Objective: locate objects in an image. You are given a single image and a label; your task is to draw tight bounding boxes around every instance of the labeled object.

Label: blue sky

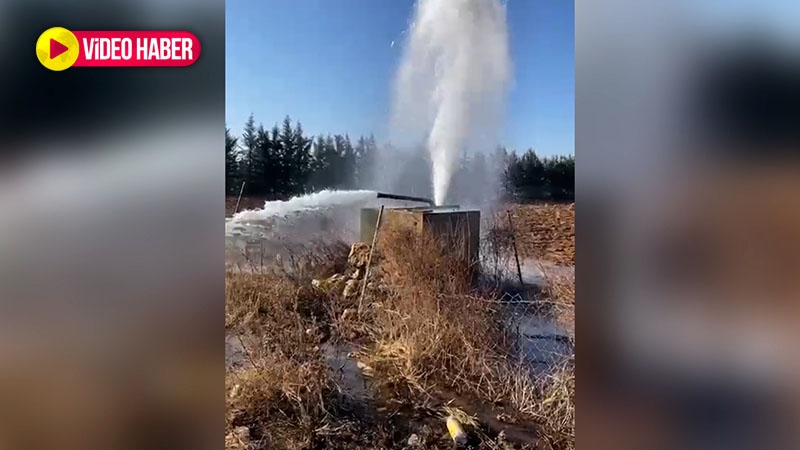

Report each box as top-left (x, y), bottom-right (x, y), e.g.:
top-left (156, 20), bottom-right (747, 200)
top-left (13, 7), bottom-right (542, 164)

top-left (226, 0), bottom-right (573, 156)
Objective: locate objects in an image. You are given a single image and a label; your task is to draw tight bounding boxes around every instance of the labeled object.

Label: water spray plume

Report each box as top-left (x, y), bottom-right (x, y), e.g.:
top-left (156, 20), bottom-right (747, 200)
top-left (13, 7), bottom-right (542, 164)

top-left (392, 0), bottom-right (510, 205)
top-left (232, 190), bottom-right (377, 222)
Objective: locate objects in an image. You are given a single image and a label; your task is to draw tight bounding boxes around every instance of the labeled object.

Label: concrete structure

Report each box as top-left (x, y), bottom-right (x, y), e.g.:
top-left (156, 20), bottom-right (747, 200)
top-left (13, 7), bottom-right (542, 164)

top-left (360, 206), bottom-right (481, 265)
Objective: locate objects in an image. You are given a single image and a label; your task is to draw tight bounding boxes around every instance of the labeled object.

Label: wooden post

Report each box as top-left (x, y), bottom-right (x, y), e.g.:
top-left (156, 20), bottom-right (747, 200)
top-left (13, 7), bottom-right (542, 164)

top-left (234, 181), bottom-right (246, 214)
top-left (359, 205), bottom-right (384, 315)
top-left (506, 210), bottom-right (524, 285)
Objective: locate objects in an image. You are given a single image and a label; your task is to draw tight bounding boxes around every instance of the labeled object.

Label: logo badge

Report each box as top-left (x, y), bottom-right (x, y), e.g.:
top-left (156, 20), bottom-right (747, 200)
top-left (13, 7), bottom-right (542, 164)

top-left (36, 27), bottom-right (79, 71)
top-left (36, 28), bottom-right (201, 70)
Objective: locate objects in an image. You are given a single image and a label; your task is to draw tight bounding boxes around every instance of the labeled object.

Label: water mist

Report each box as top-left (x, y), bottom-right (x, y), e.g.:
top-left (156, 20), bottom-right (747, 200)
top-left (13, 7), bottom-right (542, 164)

top-left (392, 0), bottom-right (510, 205)
top-left (231, 190), bottom-right (378, 222)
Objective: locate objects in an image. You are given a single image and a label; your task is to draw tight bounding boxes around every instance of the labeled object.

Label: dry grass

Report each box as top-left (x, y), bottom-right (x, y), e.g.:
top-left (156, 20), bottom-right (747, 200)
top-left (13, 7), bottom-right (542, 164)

top-left (225, 267), bottom-right (342, 449)
top-left (530, 364), bottom-right (575, 450)
top-left (224, 224), bottom-right (575, 449)
top-left (530, 267), bottom-right (575, 450)
top-left (359, 229), bottom-right (571, 447)
top-left (367, 229), bottom-right (513, 399)
top-left (362, 228), bottom-right (575, 449)
top-left (226, 361), bottom-right (333, 448)
top-left (540, 269), bottom-right (575, 306)
top-left (538, 267), bottom-right (575, 337)
top-left (276, 240), bottom-right (351, 284)
top-left (498, 203), bottom-right (575, 265)
top-left (223, 249), bottom-right (440, 449)
top-left (225, 271), bottom-right (331, 344)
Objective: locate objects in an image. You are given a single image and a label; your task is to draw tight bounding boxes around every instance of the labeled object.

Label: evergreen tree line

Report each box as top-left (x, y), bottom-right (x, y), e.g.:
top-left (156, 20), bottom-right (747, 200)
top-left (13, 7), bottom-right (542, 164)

top-left (226, 114), bottom-right (574, 202)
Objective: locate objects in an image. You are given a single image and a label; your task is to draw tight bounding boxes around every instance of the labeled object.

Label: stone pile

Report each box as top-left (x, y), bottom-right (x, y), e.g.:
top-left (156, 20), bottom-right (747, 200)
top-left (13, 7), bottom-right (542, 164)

top-left (311, 242), bottom-right (371, 299)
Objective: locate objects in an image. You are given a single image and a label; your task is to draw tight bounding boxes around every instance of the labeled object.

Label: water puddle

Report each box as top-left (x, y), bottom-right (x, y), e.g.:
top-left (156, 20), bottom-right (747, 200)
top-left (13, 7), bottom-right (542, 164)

top-left (511, 313), bottom-right (573, 368)
top-left (225, 333), bottom-right (254, 371)
top-left (503, 257), bottom-right (574, 286)
top-left (321, 342), bottom-right (374, 414)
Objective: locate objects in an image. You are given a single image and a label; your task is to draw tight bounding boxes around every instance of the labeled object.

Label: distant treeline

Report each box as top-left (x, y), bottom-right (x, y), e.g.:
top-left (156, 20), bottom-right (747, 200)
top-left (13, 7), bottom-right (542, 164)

top-left (226, 114), bottom-right (574, 202)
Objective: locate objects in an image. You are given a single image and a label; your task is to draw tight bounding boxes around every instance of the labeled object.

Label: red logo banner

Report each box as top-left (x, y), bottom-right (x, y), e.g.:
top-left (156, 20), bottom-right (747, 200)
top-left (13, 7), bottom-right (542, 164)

top-left (72, 31), bottom-right (201, 67)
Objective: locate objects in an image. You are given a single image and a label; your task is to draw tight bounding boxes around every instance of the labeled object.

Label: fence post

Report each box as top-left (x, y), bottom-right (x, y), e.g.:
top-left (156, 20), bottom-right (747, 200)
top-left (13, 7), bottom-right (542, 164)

top-left (506, 210), bottom-right (524, 285)
top-left (233, 181), bottom-right (246, 214)
top-left (359, 205), bottom-right (384, 315)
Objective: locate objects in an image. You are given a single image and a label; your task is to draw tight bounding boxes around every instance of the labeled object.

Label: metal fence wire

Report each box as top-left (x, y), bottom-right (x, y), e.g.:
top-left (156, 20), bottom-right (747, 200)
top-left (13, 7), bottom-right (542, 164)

top-left (495, 292), bottom-right (574, 369)
top-left (437, 289), bottom-right (574, 371)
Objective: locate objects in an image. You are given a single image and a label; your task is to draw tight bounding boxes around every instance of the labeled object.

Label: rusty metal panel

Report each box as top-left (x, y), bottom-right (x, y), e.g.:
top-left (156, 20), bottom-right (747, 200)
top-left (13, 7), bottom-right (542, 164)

top-left (421, 210), bottom-right (480, 265)
top-left (360, 207), bottom-right (480, 265)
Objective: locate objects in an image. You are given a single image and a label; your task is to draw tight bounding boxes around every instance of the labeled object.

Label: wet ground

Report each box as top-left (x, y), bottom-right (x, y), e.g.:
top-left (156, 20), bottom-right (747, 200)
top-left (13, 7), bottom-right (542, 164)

top-left (225, 333), bottom-right (256, 371)
top-left (513, 312), bottom-right (574, 368)
top-left (321, 342), bottom-right (373, 415)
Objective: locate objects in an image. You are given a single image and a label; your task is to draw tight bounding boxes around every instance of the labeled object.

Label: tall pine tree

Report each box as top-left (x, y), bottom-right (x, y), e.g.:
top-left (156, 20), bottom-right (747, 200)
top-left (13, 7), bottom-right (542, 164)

top-left (225, 127), bottom-right (239, 194)
top-left (241, 114), bottom-right (259, 196)
top-left (311, 134), bottom-right (342, 190)
top-left (229, 113), bottom-right (572, 202)
top-left (291, 120), bottom-right (313, 193)
top-left (255, 124), bottom-right (278, 196)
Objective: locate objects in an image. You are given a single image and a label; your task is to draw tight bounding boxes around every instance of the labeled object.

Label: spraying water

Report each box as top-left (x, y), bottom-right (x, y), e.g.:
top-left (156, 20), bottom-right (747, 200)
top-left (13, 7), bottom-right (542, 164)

top-left (392, 0), bottom-right (510, 205)
top-left (232, 189), bottom-right (378, 222)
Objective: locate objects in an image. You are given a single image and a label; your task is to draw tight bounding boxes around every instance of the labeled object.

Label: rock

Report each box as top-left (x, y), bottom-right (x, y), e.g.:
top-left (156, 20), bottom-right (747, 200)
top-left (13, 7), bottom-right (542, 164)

top-left (348, 242), bottom-right (370, 269)
top-left (225, 426), bottom-right (251, 449)
top-left (234, 426), bottom-right (250, 442)
top-left (356, 361), bottom-right (374, 377)
top-left (228, 383), bottom-right (241, 399)
top-left (312, 273), bottom-right (347, 292)
top-left (343, 279), bottom-right (360, 298)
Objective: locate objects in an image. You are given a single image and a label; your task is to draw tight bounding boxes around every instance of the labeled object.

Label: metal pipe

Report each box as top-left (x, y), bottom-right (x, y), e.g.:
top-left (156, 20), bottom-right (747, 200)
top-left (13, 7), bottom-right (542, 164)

top-left (375, 191), bottom-right (435, 206)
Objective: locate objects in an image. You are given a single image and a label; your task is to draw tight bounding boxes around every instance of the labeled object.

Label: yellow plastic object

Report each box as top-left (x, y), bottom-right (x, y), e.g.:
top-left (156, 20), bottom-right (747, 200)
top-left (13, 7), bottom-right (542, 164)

top-left (446, 415), bottom-right (468, 445)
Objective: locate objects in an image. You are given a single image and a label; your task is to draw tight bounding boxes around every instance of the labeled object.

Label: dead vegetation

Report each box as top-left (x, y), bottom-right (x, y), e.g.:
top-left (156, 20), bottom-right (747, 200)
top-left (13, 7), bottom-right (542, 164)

top-left (366, 228), bottom-right (518, 404)
top-left (363, 228), bottom-right (574, 449)
top-left (225, 214), bottom-right (574, 449)
top-left (500, 203), bottom-right (575, 265)
top-left (225, 271), bottom-right (338, 448)
top-left (529, 364), bottom-right (575, 450)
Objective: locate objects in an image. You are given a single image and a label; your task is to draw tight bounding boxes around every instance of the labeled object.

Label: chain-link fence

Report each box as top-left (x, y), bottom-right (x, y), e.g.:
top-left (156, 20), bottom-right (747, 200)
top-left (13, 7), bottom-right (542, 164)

top-left (497, 292), bottom-right (574, 370)
top-left (478, 218), bottom-right (575, 371)
top-left (435, 288), bottom-right (574, 374)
